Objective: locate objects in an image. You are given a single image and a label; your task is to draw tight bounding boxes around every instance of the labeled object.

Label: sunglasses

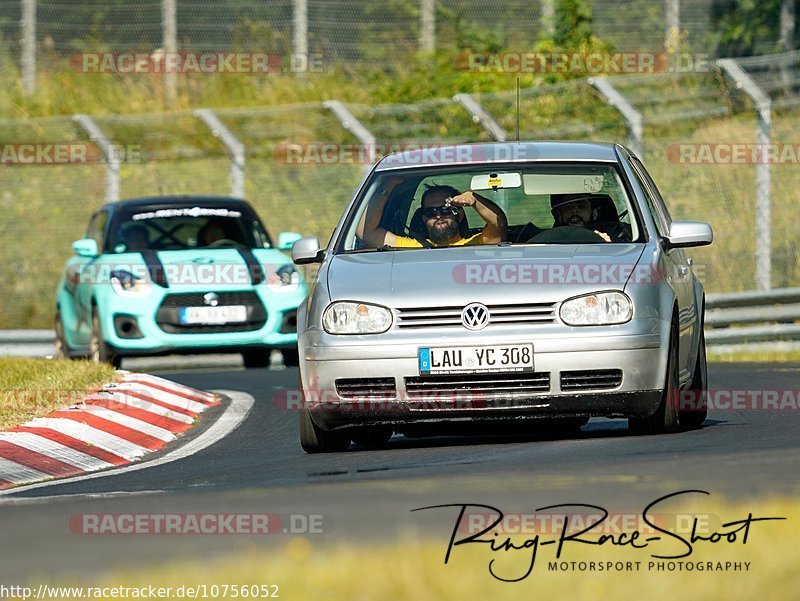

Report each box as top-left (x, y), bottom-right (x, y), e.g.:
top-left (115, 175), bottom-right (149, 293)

top-left (422, 205), bottom-right (459, 219)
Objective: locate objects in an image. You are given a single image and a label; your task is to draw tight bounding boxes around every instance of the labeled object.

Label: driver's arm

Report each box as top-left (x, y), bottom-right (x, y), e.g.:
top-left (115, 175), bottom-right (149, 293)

top-left (356, 179), bottom-right (403, 247)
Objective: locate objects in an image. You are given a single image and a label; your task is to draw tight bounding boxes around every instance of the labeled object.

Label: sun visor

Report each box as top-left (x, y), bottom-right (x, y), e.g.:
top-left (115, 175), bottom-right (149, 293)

top-left (522, 174), bottom-right (605, 195)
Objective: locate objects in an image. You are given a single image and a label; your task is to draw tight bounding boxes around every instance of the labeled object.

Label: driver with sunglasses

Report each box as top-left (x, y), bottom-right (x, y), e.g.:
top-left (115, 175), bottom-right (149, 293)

top-left (358, 180), bottom-right (507, 248)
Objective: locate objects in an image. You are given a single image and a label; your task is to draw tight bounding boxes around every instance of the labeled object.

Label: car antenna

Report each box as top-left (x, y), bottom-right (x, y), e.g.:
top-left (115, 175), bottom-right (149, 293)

top-left (515, 76), bottom-right (521, 141)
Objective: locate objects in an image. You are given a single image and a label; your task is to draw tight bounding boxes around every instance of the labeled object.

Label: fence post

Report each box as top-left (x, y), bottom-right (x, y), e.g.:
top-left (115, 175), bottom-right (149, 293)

top-left (780, 0), bottom-right (796, 92)
top-left (665, 0), bottom-right (680, 49)
top-left (541, 0), bottom-right (555, 37)
top-left (162, 0), bottom-right (177, 108)
top-left (194, 109), bottom-right (246, 198)
top-left (453, 93), bottom-right (506, 141)
top-left (588, 77), bottom-right (644, 158)
top-left (420, 0), bottom-right (435, 54)
top-left (21, 0), bottom-right (36, 97)
top-left (323, 100), bottom-right (375, 171)
top-left (73, 115), bottom-right (120, 203)
top-left (717, 58), bottom-right (772, 291)
top-left (293, 0), bottom-right (308, 77)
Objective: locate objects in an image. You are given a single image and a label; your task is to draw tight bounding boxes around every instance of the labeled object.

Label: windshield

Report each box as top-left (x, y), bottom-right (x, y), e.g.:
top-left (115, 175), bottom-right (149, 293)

top-left (339, 163), bottom-right (641, 252)
top-left (109, 206), bottom-right (273, 252)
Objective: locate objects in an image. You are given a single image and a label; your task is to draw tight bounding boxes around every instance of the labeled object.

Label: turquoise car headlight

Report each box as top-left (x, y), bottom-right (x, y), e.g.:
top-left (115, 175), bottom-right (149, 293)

top-left (267, 265), bottom-right (300, 291)
top-left (323, 302), bottom-right (392, 334)
top-left (560, 292), bottom-right (632, 325)
top-left (110, 269), bottom-right (152, 298)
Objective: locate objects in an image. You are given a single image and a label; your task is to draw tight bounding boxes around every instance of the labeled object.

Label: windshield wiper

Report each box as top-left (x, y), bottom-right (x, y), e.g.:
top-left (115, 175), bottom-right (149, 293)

top-left (346, 245), bottom-right (401, 253)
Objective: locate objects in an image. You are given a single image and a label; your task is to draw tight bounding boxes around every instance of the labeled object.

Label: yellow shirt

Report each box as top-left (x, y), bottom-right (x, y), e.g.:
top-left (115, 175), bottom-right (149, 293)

top-left (392, 232), bottom-right (486, 248)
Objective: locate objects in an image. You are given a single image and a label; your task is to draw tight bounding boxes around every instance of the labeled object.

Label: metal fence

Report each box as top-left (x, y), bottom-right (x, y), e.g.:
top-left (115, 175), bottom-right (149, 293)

top-left (2, 49), bottom-right (800, 328)
top-left (2, 0), bottom-right (797, 96)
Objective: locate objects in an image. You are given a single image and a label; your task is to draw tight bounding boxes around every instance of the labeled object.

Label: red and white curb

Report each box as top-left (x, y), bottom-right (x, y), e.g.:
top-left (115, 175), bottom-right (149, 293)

top-left (0, 371), bottom-right (220, 491)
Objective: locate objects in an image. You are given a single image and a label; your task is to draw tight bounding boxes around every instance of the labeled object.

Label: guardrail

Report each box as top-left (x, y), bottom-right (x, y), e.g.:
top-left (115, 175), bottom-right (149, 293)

top-left (2, 289), bottom-right (799, 357)
top-left (705, 287), bottom-right (800, 345)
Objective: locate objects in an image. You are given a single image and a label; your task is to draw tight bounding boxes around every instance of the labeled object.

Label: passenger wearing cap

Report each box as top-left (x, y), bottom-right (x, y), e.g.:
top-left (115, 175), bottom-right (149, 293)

top-left (358, 179), bottom-right (507, 248)
top-left (550, 193), bottom-right (612, 242)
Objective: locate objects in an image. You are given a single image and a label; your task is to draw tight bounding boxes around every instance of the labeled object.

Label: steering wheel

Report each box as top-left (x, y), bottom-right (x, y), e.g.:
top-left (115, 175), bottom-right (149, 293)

top-left (527, 226), bottom-right (607, 244)
top-left (207, 238), bottom-right (242, 248)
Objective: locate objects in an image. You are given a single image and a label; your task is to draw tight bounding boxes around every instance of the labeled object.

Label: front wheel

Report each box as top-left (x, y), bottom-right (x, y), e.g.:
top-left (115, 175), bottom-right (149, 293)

top-left (90, 310), bottom-right (122, 368)
top-left (299, 406), bottom-right (351, 453)
top-left (242, 348), bottom-right (271, 368)
top-left (54, 311), bottom-right (73, 360)
top-left (679, 329), bottom-right (708, 429)
top-left (629, 324), bottom-right (680, 435)
top-left (281, 348), bottom-right (300, 368)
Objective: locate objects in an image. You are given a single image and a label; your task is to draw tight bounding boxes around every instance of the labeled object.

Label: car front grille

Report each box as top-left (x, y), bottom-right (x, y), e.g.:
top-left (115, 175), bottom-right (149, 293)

top-left (395, 303), bottom-right (557, 329)
top-left (156, 291), bottom-right (266, 334)
top-left (335, 378), bottom-right (396, 399)
top-left (405, 372), bottom-right (551, 400)
top-left (560, 369), bottom-right (623, 391)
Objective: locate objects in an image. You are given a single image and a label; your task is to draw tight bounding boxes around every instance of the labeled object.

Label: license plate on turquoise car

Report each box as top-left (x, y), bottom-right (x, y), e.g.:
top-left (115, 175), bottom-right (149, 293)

top-left (418, 344), bottom-right (534, 375)
top-left (179, 305), bottom-right (247, 325)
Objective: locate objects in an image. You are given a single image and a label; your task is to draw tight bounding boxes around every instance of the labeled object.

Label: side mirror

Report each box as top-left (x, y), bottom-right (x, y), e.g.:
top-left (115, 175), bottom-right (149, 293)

top-left (291, 237), bottom-right (324, 265)
top-left (278, 231), bottom-right (303, 251)
top-left (664, 221), bottom-right (713, 249)
top-left (72, 238), bottom-right (99, 258)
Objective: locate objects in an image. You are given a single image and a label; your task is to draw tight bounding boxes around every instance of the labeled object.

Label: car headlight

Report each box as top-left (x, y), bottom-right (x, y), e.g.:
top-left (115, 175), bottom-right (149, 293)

top-left (267, 264), bottom-right (300, 291)
top-left (323, 302), bottom-right (392, 334)
top-left (560, 291), bottom-right (632, 326)
top-left (110, 269), bottom-right (151, 297)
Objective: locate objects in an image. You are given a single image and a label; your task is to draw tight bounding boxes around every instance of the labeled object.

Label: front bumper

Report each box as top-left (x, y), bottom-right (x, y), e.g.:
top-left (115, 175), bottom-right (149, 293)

top-left (299, 319), bottom-right (668, 431)
top-left (97, 286), bottom-right (304, 356)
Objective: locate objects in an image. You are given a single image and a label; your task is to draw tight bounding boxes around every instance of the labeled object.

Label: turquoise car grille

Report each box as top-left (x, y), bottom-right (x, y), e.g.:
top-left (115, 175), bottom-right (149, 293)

top-left (155, 291), bottom-right (267, 334)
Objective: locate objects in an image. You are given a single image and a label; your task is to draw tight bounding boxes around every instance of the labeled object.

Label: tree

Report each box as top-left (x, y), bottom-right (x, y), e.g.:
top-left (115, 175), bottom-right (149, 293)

top-left (710, 0), bottom-right (794, 57)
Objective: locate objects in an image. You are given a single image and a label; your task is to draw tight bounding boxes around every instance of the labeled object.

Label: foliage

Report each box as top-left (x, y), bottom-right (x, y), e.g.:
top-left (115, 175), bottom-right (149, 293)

top-left (709, 0), bottom-right (790, 57)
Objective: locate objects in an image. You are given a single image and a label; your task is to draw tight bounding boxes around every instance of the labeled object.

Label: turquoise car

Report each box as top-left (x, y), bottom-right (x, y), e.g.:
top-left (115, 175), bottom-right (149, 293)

top-left (55, 196), bottom-right (307, 368)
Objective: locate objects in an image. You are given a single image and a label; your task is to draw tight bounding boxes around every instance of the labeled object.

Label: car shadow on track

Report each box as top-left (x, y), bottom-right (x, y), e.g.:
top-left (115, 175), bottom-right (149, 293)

top-left (348, 418), bottom-right (724, 452)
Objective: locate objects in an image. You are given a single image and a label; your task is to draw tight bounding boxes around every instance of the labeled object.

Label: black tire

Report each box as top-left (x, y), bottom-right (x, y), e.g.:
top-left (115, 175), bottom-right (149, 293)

top-left (629, 322), bottom-right (680, 435)
top-left (680, 328), bottom-right (708, 429)
top-left (54, 311), bottom-right (73, 360)
top-left (351, 428), bottom-right (393, 447)
top-left (281, 348), bottom-right (300, 368)
top-left (90, 309), bottom-right (122, 369)
top-left (299, 406), bottom-right (351, 453)
top-left (242, 348), bottom-right (271, 368)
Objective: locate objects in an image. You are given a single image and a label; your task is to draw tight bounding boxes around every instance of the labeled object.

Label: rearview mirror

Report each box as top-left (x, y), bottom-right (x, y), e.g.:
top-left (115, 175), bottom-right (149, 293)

top-left (72, 238), bottom-right (99, 258)
top-left (470, 172), bottom-right (522, 191)
top-left (278, 231), bottom-right (303, 251)
top-left (291, 237), bottom-right (324, 265)
top-left (664, 221), bottom-right (713, 248)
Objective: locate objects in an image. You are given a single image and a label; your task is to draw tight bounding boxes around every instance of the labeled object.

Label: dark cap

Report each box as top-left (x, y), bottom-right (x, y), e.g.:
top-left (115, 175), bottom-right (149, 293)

top-left (550, 193), bottom-right (593, 212)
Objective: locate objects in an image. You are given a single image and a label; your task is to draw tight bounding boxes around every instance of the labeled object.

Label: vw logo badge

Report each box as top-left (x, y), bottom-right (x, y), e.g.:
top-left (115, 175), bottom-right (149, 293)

top-left (461, 302), bottom-right (490, 331)
top-left (203, 292), bottom-right (219, 307)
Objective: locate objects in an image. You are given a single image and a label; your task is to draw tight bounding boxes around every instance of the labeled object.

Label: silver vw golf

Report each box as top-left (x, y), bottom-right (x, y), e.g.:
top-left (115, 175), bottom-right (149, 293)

top-left (292, 142), bottom-right (712, 453)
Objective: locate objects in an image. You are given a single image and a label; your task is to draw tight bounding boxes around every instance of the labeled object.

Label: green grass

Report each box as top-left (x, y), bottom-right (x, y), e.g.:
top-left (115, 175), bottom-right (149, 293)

top-left (32, 496), bottom-right (799, 600)
top-left (0, 357), bottom-right (117, 430)
top-left (708, 348), bottom-right (800, 363)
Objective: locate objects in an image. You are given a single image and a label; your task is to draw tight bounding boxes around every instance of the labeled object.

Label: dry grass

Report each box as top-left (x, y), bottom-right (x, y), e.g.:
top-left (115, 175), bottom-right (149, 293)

top-left (0, 357), bottom-right (117, 429)
top-left (36, 496), bottom-right (798, 600)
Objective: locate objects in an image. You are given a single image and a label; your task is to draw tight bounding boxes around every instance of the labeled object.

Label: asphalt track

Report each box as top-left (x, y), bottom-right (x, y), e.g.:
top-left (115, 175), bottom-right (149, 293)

top-left (1, 362), bottom-right (799, 583)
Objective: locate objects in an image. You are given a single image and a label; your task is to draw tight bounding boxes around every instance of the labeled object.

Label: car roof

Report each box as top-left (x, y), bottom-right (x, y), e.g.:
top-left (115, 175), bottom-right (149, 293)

top-left (374, 141), bottom-right (621, 171)
top-left (101, 195), bottom-right (251, 212)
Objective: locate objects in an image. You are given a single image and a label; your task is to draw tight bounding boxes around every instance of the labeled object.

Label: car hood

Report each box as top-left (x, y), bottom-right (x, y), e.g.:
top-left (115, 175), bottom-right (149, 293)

top-left (105, 248), bottom-right (291, 289)
top-left (327, 244), bottom-right (646, 306)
